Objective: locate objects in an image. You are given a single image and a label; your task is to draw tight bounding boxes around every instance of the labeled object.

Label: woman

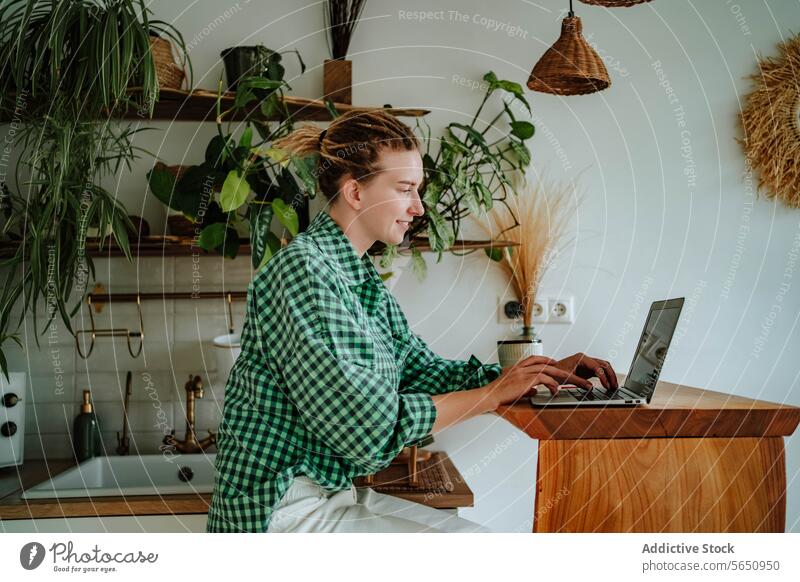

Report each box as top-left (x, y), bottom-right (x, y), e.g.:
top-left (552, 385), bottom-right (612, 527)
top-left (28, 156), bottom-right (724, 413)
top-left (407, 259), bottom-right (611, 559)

top-left (206, 110), bottom-right (616, 533)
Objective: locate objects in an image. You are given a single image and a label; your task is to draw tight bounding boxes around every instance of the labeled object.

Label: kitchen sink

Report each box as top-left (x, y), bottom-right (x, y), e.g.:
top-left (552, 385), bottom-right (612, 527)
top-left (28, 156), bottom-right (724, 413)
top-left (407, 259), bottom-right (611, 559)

top-left (21, 454), bottom-right (217, 499)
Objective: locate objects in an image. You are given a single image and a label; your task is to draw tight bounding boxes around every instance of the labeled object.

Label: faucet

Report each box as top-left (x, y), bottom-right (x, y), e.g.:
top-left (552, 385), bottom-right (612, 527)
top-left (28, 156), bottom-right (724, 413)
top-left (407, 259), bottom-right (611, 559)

top-left (163, 374), bottom-right (217, 454)
top-left (116, 371), bottom-right (133, 455)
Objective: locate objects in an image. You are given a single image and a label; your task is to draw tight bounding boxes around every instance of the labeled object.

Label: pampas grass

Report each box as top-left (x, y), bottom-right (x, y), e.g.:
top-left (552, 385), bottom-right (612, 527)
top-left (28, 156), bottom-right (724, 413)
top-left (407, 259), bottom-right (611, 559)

top-left (475, 171), bottom-right (578, 329)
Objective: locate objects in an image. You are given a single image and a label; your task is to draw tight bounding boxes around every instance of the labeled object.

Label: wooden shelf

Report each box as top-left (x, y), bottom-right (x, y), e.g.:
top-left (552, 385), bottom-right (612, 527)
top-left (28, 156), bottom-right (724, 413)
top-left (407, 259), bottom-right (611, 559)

top-left (400, 238), bottom-right (518, 254)
top-left (114, 87), bottom-right (430, 122)
top-left (0, 236), bottom-right (517, 259)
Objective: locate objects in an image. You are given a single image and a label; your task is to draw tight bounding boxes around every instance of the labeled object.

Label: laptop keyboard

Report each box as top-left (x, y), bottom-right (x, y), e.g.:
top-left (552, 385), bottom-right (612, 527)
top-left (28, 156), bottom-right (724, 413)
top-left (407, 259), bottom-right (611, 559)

top-left (565, 387), bottom-right (625, 401)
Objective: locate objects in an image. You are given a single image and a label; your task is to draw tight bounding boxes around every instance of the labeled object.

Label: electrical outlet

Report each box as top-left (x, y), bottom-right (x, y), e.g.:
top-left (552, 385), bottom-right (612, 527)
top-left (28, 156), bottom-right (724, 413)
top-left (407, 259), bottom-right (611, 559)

top-left (498, 297), bottom-right (548, 324)
top-left (497, 296), bottom-right (521, 324)
top-left (549, 297), bottom-right (574, 323)
top-left (531, 299), bottom-right (548, 323)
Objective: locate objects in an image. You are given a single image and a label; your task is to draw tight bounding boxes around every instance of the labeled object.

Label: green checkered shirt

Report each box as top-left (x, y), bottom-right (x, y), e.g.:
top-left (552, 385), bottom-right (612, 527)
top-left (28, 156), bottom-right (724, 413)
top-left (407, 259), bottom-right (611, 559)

top-left (206, 210), bottom-right (502, 532)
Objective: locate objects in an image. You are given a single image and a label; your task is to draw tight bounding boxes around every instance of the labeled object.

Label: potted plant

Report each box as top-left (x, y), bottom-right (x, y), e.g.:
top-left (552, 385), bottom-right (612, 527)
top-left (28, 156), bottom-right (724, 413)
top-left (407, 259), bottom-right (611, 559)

top-left (147, 53), bottom-right (313, 270)
top-left (475, 171), bottom-right (577, 365)
top-left (323, 0), bottom-right (368, 104)
top-left (220, 45), bottom-right (305, 92)
top-left (0, 0), bottom-right (191, 380)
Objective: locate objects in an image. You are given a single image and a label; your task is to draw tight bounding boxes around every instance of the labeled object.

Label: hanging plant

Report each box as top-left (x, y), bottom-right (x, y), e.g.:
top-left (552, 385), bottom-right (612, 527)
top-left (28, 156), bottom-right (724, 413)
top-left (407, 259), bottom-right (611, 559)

top-left (0, 0), bottom-right (191, 381)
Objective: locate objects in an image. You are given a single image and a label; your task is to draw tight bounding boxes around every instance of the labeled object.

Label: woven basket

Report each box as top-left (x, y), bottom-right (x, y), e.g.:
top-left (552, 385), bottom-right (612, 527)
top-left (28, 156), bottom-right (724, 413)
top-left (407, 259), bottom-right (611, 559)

top-left (150, 35), bottom-right (185, 90)
top-left (527, 15), bottom-right (610, 96)
top-left (580, 0), bottom-right (652, 6)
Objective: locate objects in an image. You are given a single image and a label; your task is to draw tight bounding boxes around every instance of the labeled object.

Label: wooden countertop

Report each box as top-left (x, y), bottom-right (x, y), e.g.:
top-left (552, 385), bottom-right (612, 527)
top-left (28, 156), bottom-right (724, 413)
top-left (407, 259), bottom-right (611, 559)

top-left (0, 453), bottom-right (471, 521)
top-left (496, 376), bottom-right (800, 440)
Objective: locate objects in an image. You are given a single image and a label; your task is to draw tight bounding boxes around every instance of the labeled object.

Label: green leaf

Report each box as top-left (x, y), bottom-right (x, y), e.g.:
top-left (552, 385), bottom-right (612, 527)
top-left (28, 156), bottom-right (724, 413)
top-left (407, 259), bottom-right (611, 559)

top-left (249, 202), bottom-right (274, 270)
top-left (239, 77), bottom-right (283, 90)
top-left (197, 223), bottom-right (227, 251)
top-left (272, 198), bottom-right (299, 236)
top-left (261, 146), bottom-right (289, 167)
top-left (239, 126), bottom-right (253, 150)
top-left (497, 79), bottom-right (525, 99)
top-left (379, 244), bottom-right (398, 269)
top-left (233, 87), bottom-right (257, 110)
top-left (258, 232), bottom-right (283, 269)
top-left (411, 247), bottom-right (427, 281)
top-left (146, 168), bottom-right (177, 209)
top-left (220, 170), bottom-right (251, 212)
top-left (510, 121), bottom-right (535, 140)
top-left (483, 71), bottom-right (499, 87)
top-left (463, 182), bottom-right (483, 216)
top-left (474, 181), bottom-right (494, 209)
top-left (290, 156), bottom-right (318, 196)
top-left (324, 98), bottom-right (340, 119)
top-left (484, 246), bottom-right (503, 261)
top-left (502, 101), bottom-right (517, 123)
top-left (205, 134), bottom-right (231, 167)
top-left (422, 180), bottom-right (443, 207)
top-left (220, 227), bottom-right (241, 259)
top-left (449, 122), bottom-right (491, 155)
top-left (260, 94), bottom-right (281, 119)
top-left (510, 140), bottom-right (532, 166)
top-left (379, 271), bottom-right (394, 282)
top-left (497, 79), bottom-right (531, 113)
top-left (427, 208), bottom-right (454, 252)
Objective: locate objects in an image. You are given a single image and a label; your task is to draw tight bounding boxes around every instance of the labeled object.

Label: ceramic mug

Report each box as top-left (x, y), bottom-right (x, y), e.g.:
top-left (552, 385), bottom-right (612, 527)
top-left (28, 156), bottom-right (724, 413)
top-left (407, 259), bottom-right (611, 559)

top-left (213, 333), bottom-right (241, 387)
top-left (497, 338), bottom-right (544, 369)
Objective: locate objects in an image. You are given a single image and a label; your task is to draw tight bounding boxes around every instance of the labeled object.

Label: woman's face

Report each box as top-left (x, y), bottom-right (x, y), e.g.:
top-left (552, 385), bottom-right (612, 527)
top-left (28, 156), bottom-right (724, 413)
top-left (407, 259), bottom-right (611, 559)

top-left (355, 148), bottom-right (426, 246)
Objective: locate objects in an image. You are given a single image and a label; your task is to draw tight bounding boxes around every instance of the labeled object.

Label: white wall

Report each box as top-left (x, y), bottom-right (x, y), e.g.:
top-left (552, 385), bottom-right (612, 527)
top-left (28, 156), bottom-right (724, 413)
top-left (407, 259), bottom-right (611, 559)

top-left (4, 0), bottom-right (798, 532)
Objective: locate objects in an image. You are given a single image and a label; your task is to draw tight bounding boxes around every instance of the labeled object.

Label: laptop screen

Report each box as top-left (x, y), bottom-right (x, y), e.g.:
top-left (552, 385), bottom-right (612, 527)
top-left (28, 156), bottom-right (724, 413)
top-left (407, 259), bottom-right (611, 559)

top-left (624, 299), bottom-right (684, 402)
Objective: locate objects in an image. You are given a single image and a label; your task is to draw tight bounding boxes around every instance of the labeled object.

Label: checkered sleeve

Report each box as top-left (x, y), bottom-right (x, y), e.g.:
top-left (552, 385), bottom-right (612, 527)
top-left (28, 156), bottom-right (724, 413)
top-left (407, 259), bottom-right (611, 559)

top-left (399, 331), bottom-right (503, 396)
top-left (264, 250), bottom-right (437, 474)
top-left (384, 290), bottom-right (503, 396)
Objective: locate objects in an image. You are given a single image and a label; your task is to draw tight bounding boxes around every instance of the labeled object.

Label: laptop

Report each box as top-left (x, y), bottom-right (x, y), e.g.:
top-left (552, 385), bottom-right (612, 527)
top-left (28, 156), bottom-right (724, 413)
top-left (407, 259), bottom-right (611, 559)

top-left (529, 297), bottom-right (685, 407)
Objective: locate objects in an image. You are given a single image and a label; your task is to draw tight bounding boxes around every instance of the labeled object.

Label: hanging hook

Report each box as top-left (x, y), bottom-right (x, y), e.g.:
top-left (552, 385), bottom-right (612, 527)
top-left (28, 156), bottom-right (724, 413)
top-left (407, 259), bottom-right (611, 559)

top-left (75, 292), bottom-right (145, 359)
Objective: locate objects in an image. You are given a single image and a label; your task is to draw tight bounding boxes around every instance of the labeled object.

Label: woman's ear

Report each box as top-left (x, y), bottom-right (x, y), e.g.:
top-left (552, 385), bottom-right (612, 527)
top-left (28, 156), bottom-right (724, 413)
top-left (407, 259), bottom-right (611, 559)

top-left (338, 175), bottom-right (363, 210)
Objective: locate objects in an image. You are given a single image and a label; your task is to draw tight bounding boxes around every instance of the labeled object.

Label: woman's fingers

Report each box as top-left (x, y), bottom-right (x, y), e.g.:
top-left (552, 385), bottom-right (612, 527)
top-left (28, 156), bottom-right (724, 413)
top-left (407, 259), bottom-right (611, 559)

top-left (541, 376), bottom-right (561, 396)
top-left (576, 354), bottom-right (612, 389)
top-left (517, 355), bottom-right (558, 367)
top-left (526, 365), bottom-right (592, 389)
top-left (596, 359), bottom-right (618, 389)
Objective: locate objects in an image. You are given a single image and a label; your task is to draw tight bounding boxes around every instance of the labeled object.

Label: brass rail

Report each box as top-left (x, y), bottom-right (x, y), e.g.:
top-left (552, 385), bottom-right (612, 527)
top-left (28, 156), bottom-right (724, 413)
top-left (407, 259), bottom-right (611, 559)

top-left (75, 283), bottom-right (246, 359)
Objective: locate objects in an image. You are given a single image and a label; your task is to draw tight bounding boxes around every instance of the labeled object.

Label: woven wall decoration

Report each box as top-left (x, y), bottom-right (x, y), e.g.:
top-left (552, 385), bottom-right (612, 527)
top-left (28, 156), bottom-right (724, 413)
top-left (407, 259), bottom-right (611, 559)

top-left (739, 33), bottom-right (800, 208)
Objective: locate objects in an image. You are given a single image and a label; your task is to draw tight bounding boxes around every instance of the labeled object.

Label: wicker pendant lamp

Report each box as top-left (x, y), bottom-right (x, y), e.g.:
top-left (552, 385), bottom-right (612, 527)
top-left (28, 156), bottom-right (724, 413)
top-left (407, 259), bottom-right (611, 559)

top-left (580, 0), bottom-right (652, 6)
top-left (527, 0), bottom-right (611, 95)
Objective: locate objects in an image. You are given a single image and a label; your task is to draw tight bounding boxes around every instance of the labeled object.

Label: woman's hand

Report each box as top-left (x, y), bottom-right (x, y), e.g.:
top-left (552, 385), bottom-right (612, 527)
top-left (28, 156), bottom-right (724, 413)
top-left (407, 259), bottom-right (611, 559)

top-left (555, 352), bottom-right (618, 390)
top-left (485, 355), bottom-right (594, 408)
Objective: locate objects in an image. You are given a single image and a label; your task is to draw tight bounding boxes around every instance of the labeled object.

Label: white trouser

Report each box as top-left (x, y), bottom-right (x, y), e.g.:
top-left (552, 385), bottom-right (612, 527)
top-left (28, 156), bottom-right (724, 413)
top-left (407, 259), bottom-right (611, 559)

top-left (266, 476), bottom-right (492, 533)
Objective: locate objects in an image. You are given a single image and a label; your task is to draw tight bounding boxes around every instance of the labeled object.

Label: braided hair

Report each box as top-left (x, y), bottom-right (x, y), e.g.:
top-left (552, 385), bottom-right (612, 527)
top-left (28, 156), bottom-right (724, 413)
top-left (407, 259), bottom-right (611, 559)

top-left (275, 109), bottom-right (419, 201)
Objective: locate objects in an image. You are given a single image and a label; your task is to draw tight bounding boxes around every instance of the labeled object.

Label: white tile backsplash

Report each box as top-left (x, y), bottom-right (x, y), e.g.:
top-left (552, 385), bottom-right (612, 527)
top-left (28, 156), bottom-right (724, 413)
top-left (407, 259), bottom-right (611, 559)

top-left (173, 254), bottom-right (253, 289)
top-left (11, 254), bottom-right (246, 460)
top-left (28, 374), bottom-right (76, 404)
top-left (24, 402), bottom-right (75, 435)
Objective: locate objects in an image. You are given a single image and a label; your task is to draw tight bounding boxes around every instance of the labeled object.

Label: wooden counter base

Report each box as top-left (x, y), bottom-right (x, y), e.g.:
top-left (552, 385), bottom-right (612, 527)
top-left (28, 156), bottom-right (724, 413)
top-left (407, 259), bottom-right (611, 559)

top-left (534, 436), bottom-right (785, 532)
top-left (497, 377), bottom-right (800, 533)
